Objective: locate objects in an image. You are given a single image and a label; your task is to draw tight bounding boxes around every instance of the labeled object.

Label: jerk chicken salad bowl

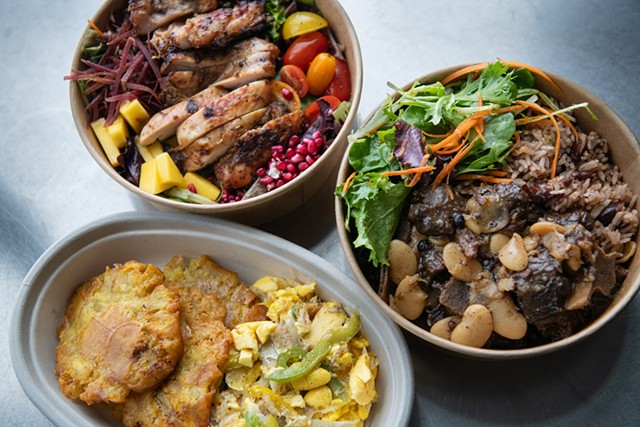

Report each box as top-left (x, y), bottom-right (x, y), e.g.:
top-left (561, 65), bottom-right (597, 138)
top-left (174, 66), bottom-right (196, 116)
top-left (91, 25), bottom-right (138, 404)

top-left (335, 61), bottom-right (640, 359)
top-left (68, 0), bottom-right (361, 224)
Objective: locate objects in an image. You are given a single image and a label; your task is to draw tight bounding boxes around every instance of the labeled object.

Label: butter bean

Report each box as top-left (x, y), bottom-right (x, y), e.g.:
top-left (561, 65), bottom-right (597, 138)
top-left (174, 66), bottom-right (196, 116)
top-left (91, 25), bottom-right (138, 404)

top-left (487, 297), bottom-right (527, 340)
top-left (443, 242), bottom-right (483, 282)
top-left (450, 304), bottom-right (493, 348)
top-left (388, 239), bottom-right (418, 285)
top-left (489, 233), bottom-right (510, 254)
top-left (530, 221), bottom-right (566, 236)
top-left (430, 316), bottom-right (461, 340)
top-left (498, 233), bottom-right (528, 271)
top-left (394, 274), bottom-right (427, 320)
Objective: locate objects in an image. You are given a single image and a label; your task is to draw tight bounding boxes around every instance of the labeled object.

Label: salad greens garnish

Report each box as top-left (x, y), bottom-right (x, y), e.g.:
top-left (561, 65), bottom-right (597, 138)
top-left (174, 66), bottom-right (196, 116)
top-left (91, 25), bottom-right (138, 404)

top-left (265, 0), bottom-right (288, 41)
top-left (337, 60), bottom-right (594, 267)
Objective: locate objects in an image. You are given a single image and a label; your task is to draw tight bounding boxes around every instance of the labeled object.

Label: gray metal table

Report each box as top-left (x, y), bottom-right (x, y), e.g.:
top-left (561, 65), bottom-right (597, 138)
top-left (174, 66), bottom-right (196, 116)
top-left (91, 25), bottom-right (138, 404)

top-left (2, 0), bottom-right (639, 425)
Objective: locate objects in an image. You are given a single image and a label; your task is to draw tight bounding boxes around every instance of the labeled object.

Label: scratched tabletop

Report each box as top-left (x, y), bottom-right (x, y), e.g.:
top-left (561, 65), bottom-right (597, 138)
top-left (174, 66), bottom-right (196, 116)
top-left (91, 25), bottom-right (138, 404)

top-left (1, 0), bottom-right (639, 425)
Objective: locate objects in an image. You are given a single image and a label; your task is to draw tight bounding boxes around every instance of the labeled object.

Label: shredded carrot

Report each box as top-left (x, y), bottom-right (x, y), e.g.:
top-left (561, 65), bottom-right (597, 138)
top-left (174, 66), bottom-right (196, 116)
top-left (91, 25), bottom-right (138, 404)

top-left (516, 100), bottom-right (561, 179)
top-left (445, 183), bottom-right (455, 200)
top-left (423, 130), bottom-right (453, 138)
top-left (432, 138), bottom-right (477, 189)
top-left (429, 111), bottom-right (486, 152)
top-left (380, 165), bottom-right (436, 177)
top-left (440, 63), bottom-right (489, 86)
top-left (87, 19), bottom-right (105, 39)
top-left (497, 58), bottom-right (564, 94)
top-left (556, 113), bottom-right (579, 141)
top-left (455, 174), bottom-right (514, 184)
top-left (488, 170), bottom-right (510, 177)
top-left (342, 171), bottom-right (357, 193)
top-left (440, 60), bottom-right (564, 94)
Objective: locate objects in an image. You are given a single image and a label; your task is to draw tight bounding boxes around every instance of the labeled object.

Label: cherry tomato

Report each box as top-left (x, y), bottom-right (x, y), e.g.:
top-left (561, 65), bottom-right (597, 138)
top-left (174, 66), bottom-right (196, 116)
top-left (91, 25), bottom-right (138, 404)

top-left (283, 31), bottom-right (329, 72)
top-left (280, 64), bottom-right (309, 98)
top-left (324, 58), bottom-right (351, 102)
top-left (304, 95), bottom-right (341, 122)
top-left (306, 53), bottom-right (336, 96)
top-left (282, 11), bottom-right (328, 40)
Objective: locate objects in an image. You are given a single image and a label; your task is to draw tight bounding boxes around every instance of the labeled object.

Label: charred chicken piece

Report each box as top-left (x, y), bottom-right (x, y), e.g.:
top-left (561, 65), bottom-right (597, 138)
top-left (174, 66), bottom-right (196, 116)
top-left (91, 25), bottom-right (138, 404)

top-left (139, 85), bottom-right (227, 146)
top-left (151, 2), bottom-right (266, 52)
top-left (214, 110), bottom-right (307, 190)
top-left (129, 0), bottom-right (218, 35)
top-left (176, 79), bottom-right (272, 149)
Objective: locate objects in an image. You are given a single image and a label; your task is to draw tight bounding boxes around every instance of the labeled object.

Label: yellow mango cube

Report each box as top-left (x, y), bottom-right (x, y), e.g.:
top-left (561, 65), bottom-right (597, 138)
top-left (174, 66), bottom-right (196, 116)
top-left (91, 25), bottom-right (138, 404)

top-left (106, 115), bottom-right (129, 149)
top-left (119, 99), bottom-right (150, 133)
top-left (135, 137), bottom-right (163, 162)
top-left (184, 172), bottom-right (221, 201)
top-left (139, 153), bottom-right (185, 195)
top-left (91, 118), bottom-right (121, 167)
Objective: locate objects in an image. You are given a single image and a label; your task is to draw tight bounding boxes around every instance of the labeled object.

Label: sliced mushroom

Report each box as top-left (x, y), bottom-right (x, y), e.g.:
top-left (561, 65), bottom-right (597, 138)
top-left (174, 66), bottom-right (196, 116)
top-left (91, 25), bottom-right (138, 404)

top-left (464, 196), bottom-right (510, 234)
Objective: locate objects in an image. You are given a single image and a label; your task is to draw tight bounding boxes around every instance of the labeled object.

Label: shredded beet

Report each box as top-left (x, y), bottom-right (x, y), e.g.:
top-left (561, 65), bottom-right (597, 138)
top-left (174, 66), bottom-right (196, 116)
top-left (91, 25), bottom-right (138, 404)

top-left (65, 17), bottom-right (164, 125)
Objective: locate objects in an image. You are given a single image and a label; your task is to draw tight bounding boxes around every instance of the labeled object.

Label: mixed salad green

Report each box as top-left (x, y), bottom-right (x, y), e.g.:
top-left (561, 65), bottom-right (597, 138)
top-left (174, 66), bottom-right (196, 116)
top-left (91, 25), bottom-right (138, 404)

top-left (336, 61), bottom-right (593, 267)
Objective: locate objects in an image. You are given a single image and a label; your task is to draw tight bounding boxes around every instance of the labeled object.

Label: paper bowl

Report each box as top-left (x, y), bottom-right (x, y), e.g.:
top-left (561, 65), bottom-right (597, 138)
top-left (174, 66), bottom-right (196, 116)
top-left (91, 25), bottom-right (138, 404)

top-left (10, 212), bottom-right (413, 426)
top-left (335, 64), bottom-right (640, 359)
top-left (70, 0), bottom-right (362, 225)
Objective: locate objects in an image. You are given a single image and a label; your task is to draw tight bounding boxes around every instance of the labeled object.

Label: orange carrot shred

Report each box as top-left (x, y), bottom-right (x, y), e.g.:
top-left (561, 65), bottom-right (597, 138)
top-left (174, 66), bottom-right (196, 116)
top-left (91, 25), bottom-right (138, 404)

top-left (445, 183), bottom-right (455, 200)
top-left (423, 130), bottom-right (453, 138)
top-left (556, 113), bottom-right (579, 141)
top-left (497, 58), bottom-right (564, 94)
top-left (342, 171), bottom-right (357, 193)
top-left (432, 138), bottom-right (477, 189)
top-left (87, 19), bottom-right (105, 39)
top-left (455, 174), bottom-right (513, 184)
top-left (440, 63), bottom-right (489, 86)
top-left (516, 100), bottom-right (561, 179)
top-left (488, 170), bottom-right (510, 177)
top-left (380, 165), bottom-right (436, 177)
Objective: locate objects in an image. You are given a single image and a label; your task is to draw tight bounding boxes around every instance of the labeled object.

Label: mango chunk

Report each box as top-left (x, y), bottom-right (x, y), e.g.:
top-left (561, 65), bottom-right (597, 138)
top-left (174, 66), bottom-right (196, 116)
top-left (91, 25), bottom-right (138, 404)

top-left (184, 172), bottom-right (221, 201)
top-left (119, 99), bottom-right (150, 133)
top-left (91, 118), bottom-right (121, 167)
top-left (106, 116), bottom-right (129, 149)
top-left (139, 152), bottom-right (185, 195)
top-left (135, 137), bottom-right (163, 162)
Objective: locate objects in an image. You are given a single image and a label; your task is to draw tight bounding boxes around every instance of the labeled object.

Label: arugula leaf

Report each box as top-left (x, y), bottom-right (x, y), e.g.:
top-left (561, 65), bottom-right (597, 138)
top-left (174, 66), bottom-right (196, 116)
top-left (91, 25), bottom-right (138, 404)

top-left (337, 173), bottom-right (410, 266)
top-left (265, 0), bottom-right (287, 41)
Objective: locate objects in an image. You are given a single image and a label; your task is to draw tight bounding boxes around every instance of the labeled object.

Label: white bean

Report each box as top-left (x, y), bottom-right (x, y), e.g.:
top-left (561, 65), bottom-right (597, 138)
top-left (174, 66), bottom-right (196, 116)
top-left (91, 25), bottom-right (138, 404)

top-left (487, 297), bottom-right (527, 340)
top-left (394, 274), bottom-right (427, 320)
top-left (489, 233), bottom-right (510, 254)
top-left (450, 304), bottom-right (493, 348)
top-left (529, 221), bottom-right (566, 236)
top-left (430, 316), bottom-right (461, 340)
top-left (388, 239), bottom-right (418, 285)
top-left (498, 233), bottom-right (528, 271)
top-left (442, 243), bottom-right (483, 282)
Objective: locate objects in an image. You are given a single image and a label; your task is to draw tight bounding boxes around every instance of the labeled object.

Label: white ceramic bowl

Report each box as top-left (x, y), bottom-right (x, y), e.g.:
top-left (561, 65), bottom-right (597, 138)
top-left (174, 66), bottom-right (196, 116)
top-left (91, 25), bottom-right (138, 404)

top-left (335, 64), bottom-right (640, 359)
top-left (70, 0), bottom-right (362, 225)
top-left (10, 212), bottom-right (413, 426)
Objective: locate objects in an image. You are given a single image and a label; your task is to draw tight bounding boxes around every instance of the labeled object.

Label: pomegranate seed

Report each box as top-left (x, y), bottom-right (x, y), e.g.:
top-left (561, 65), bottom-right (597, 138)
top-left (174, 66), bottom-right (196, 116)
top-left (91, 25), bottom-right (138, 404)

top-left (295, 144), bottom-right (308, 155)
top-left (283, 172), bottom-right (293, 182)
top-left (272, 152), bottom-right (284, 160)
top-left (291, 153), bottom-right (304, 164)
top-left (307, 142), bottom-right (318, 155)
top-left (276, 180), bottom-right (285, 188)
top-left (290, 135), bottom-right (300, 145)
top-left (281, 88), bottom-right (293, 100)
top-left (312, 130), bottom-right (322, 139)
top-left (236, 191), bottom-right (245, 199)
top-left (187, 183), bottom-right (197, 193)
top-left (314, 138), bottom-right (324, 149)
top-left (271, 145), bottom-right (284, 152)
top-left (302, 137), bottom-right (313, 146)
top-left (299, 162), bottom-right (309, 171)
top-left (256, 168), bottom-right (266, 177)
top-left (285, 148), bottom-right (295, 159)
top-left (276, 161), bottom-right (287, 171)
top-left (267, 183), bottom-right (276, 191)
top-left (286, 163), bottom-right (297, 173)
top-left (306, 155), bottom-right (316, 165)
top-left (259, 175), bottom-right (274, 185)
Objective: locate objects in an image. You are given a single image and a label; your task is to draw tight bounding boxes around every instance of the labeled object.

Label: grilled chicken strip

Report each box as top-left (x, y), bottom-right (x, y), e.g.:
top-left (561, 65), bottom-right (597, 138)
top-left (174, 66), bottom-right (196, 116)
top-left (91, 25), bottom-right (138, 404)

top-left (159, 38), bottom-right (279, 102)
top-left (214, 110), bottom-right (307, 190)
top-left (129, 0), bottom-right (218, 35)
top-left (176, 79), bottom-right (271, 149)
top-left (178, 108), bottom-right (267, 172)
top-left (151, 2), bottom-right (266, 52)
top-left (140, 85), bottom-right (227, 146)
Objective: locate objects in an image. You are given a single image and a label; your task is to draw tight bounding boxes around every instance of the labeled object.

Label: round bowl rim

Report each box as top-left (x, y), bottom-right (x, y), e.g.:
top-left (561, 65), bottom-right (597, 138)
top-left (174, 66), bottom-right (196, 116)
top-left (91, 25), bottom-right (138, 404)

top-left (335, 63), bottom-right (640, 360)
top-left (69, 0), bottom-right (363, 220)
